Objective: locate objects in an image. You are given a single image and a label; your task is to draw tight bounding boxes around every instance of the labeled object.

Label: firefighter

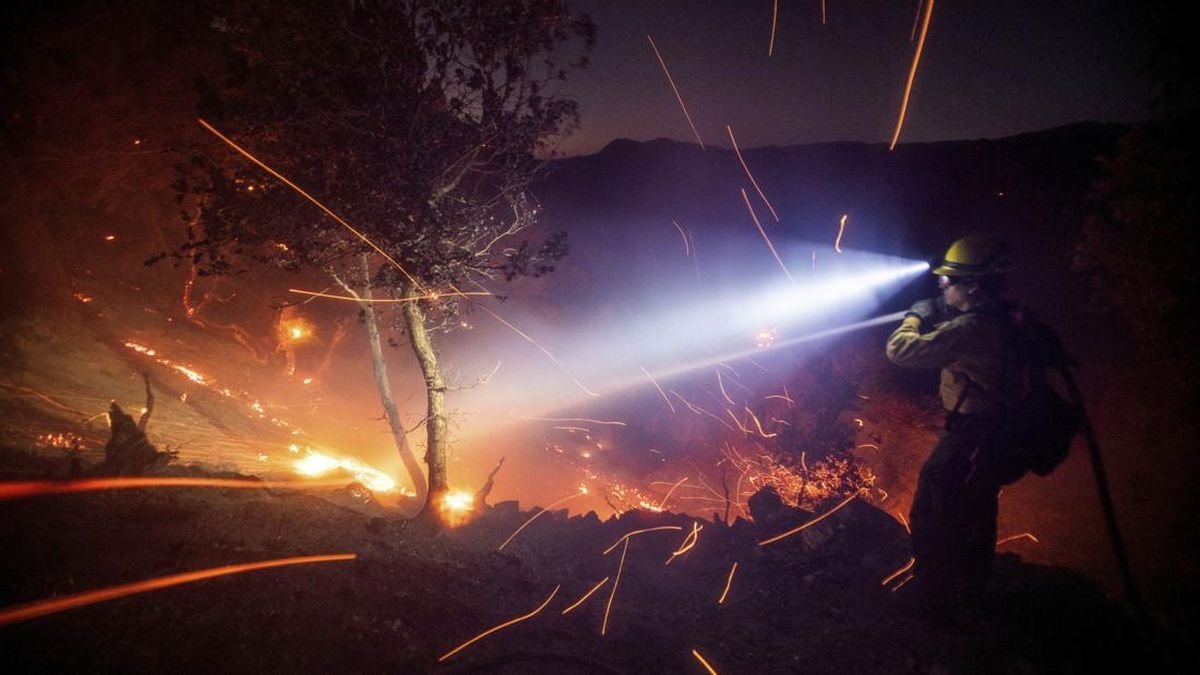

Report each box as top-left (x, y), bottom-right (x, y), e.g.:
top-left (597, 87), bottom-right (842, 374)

top-left (886, 235), bottom-right (1020, 613)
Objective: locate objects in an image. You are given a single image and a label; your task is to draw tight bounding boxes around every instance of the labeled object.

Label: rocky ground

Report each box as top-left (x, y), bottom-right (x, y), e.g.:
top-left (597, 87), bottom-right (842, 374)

top-left (0, 465), bottom-right (1176, 674)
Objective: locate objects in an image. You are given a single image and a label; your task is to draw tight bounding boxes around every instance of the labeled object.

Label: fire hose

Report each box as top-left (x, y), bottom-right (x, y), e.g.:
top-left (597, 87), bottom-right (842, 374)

top-left (1058, 364), bottom-right (1150, 626)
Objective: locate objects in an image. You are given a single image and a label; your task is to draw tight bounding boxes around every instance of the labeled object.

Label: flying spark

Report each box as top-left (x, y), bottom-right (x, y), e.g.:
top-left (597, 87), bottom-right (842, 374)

top-left (640, 366), bottom-right (676, 413)
top-left (470, 302), bottom-right (600, 398)
top-left (561, 577), bottom-right (611, 615)
top-left (834, 213), bottom-right (848, 252)
top-left (881, 558), bottom-right (916, 586)
top-left (0, 477), bottom-right (350, 501)
top-left (497, 488), bottom-right (588, 551)
top-left (718, 562), bottom-right (739, 604)
top-left (602, 540), bottom-right (629, 636)
top-left (758, 493), bottom-right (859, 546)
top-left (603, 526), bottom-right (684, 555)
top-left (768, 0), bottom-right (779, 55)
top-left (196, 119), bottom-right (425, 292)
top-left (646, 35), bottom-right (705, 149)
top-left (997, 532), bottom-right (1040, 546)
top-left (666, 521), bottom-right (703, 564)
top-left (890, 0), bottom-right (936, 150)
top-left (716, 370), bottom-right (736, 405)
top-left (727, 125), bottom-right (779, 221)
top-left (0, 554), bottom-right (355, 626)
top-left (911, 0), bottom-right (925, 41)
top-left (517, 415), bottom-right (626, 427)
top-left (288, 288), bottom-right (490, 303)
top-left (740, 188), bottom-right (794, 284)
top-left (672, 220), bottom-right (691, 256)
top-left (438, 585), bottom-right (560, 662)
top-left (693, 648), bottom-right (720, 675)
top-left (657, 476), bottom-right (691, 512)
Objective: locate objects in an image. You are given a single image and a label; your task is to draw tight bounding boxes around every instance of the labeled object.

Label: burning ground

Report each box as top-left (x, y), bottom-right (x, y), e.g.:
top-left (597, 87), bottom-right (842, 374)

top-left (0, 476), bottom-right (1160, 673)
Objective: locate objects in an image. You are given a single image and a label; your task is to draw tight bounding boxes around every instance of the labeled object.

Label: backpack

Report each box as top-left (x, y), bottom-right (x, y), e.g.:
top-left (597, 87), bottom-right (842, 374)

top-left (1000, 308), bottom-right (1084, 477)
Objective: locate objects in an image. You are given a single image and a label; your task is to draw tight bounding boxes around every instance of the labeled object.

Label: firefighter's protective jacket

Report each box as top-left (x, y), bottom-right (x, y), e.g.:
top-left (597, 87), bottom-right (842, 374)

top-left (885, 301), bottom-right (1016, 415)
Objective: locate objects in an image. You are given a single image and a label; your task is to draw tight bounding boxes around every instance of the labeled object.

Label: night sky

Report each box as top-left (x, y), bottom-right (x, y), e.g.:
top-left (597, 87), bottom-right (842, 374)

top-left (555, 1), bottom-right (1152, 156)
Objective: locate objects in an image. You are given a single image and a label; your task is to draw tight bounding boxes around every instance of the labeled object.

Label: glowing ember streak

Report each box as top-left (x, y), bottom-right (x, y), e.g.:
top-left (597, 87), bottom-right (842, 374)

top-left (72, 292), bottom-right (93, 303)
top-left (765, 393), bottom-right (794, 405)
top-left (911, 0), bottom-right (925, 41)
top-left (822, 0), bottom-right (827, 25)
top-left (997, 532), bottom-right (1039, 546)
top-left (856, 443), bottom-right (880, 450)
top-left (562, 577), bottom-right (610, 615)
top-left (497, 489), bottom-right (587, 551)
top-left (667, 522), bottom-right (703, 564)
top-left (896, 511), bottom-right (911, 534)
top-left (657, 476), bottom-right (691, 512)
top-left (438, 585), bottom-right (560, 662)
top-left (693, 648), bottom-right (720, 675)
top-left (640, 366), bottom-right (676, 413)
top-left (891, 573), bottom-right (915, 592)
top-left (646, 35), bottom-right (705, 149)
top-left (287, 288), bottom-right (490, 303)
top-left (881, 557), bottom-right (916, 586)
top-left (603, 526), bottom-right (684, 555)
top-left (835, 213), bottom-right (848, 252)
top-left (517, 415), bottom-right (626, 426)
top-left (768, 0), bottom-right (779, 55)
top-left (718, 561), bottom-right (739, 604)
top-left (744, 407), bottom-right (778, 438)
top-left (726, 125), bottom-right (779, 221)
top-left (758, 493), bottom-right (859, 546)
top-left (469, 302), bottom-right (599, 398)
top-left (889, 0), bottom-right (935, 150)
top-left (601, 540), bottom-right (628, 636)
top-left (0, 477), bottom-right (353, 501)
top-left (740, 188), bottom-right (794, 284)
top-left (670, 391), bottom-right (736, 431)
top-left (672, 220), bottom-right (691, 256)
top-left (197, 119), bottom-right (425, 293)
top-left (0, 553), bottom-right (355, 627)
top-left (715, 371), bottom-right (736, 405)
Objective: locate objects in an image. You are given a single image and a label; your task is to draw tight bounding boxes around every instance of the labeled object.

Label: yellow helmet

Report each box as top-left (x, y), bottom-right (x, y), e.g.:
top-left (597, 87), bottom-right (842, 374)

top-left (932, 235), bottom-right (1012, 277)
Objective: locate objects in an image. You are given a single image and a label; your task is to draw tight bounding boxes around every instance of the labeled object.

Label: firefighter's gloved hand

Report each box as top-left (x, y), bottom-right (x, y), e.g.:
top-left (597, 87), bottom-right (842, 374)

top-left (905, 298), bottom-right (939, 324)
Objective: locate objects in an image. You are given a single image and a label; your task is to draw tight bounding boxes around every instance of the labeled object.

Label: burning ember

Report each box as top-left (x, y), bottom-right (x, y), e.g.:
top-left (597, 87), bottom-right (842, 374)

top-left (439, 490), bottom-right (476, 526)
top-left (293, 448), bottom-right (400, 494)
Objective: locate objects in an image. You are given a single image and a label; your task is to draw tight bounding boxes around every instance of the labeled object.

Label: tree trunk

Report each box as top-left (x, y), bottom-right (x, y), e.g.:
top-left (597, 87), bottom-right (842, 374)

top-left (400, 281), bottom-right (450, 515)
top-left (358, 255), bottom-right (427, 502)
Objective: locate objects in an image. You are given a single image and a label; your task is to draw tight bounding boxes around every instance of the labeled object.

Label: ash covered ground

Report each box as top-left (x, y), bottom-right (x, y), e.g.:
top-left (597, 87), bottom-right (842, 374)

top-left (0, 475), bottom-right (1164, 673)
